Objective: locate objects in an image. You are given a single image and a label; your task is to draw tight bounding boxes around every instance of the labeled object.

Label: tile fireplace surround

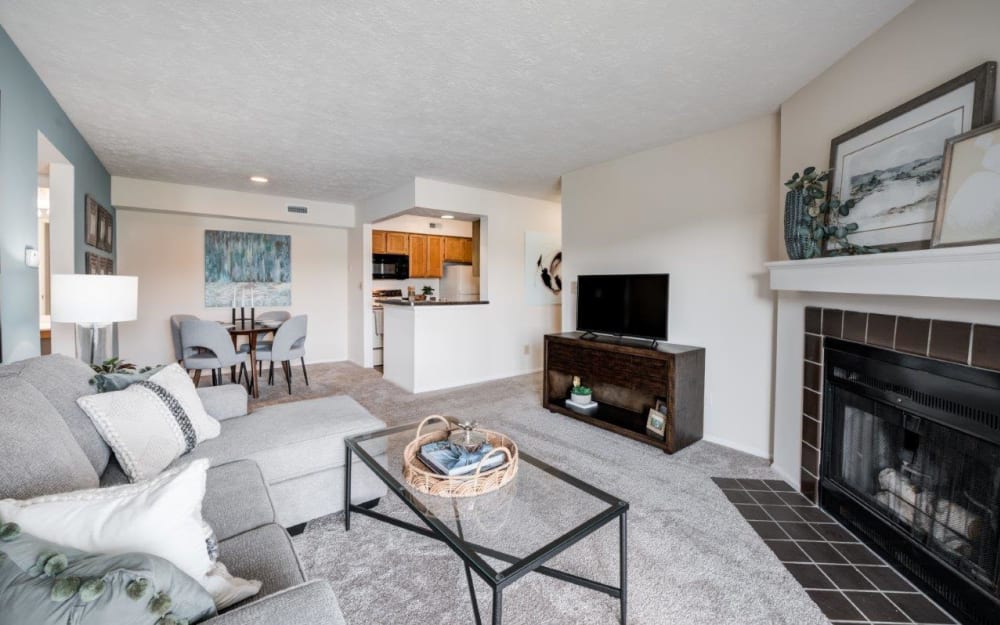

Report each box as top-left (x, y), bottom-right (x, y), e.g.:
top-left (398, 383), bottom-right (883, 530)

top-left (798, 306), bottom-right (1000, 502)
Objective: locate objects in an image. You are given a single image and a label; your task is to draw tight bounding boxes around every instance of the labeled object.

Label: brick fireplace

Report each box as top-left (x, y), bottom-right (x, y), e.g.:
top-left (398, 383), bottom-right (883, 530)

top-left (799, 306), bottom-right (1000, 503)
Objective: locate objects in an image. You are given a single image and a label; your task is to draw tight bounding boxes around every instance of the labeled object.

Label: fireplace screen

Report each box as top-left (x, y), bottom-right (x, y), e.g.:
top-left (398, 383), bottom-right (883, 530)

top-left (822, 339), bottom-right (1000, 624)
top-left (830, 387), bottom-right (1000, 595)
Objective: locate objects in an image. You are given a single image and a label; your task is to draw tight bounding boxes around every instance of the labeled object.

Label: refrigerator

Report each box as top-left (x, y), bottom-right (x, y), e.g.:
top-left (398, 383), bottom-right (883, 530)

top-left (440, 264), bottom-right (480, 302)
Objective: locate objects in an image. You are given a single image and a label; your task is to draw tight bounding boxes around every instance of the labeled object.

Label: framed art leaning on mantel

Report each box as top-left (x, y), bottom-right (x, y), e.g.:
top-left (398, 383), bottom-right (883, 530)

top-left (932, 120), bottom-right (1000, 248)
top-left (826, 61), bottom-right (996, 253)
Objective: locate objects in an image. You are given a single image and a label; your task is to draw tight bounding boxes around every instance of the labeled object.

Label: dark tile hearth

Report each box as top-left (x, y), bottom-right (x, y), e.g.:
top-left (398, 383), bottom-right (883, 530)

top-left (712, 478), bottom-right (957, 625)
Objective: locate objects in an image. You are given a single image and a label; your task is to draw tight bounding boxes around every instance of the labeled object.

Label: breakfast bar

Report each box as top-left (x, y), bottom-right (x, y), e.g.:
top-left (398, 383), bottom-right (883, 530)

top-left (381, 299), bottom-right (491, 393)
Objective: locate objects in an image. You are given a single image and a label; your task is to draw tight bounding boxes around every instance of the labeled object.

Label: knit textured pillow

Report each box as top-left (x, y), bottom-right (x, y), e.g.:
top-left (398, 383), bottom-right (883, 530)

top-left (77, 364), bottom-right (221, 482)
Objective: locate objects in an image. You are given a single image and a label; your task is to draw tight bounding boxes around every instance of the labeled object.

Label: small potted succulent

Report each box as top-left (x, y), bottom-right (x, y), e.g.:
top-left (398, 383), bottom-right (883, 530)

top-left (422, 285), bottom-right (436, 301)
top-left (570, 376), bottom-right (592, 404)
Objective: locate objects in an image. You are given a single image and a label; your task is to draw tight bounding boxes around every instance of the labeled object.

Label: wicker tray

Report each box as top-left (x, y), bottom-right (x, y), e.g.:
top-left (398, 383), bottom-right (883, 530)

top-left (403, 415), bottom-right (518, 498)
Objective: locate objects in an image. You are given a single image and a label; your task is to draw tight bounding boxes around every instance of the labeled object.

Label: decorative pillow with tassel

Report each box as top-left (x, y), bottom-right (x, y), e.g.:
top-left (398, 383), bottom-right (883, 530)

top-left (0, 523), bottom-right (216, 625)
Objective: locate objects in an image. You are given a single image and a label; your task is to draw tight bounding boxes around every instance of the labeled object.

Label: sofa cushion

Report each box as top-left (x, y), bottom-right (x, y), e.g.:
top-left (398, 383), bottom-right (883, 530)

top-left (197, 384), bottom-right (249, 421)
top-left (101, 458), bottom-right (275, 541)
top-left (202, 580), bottom-right (345, 625)
top-left (5, 355), bottom-right (113, 475)
top-left (218, 524), bottom-right (304, 602)
top-left (0, 375), bottom-right (99, 498)
top-left (200, 460), bottom-right (276, 541)
top-left (181, 396), bottom-right (386, 484)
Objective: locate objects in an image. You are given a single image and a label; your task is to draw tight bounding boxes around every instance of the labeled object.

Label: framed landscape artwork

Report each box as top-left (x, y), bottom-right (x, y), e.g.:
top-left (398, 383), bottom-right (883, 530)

top-left (826, 62), bottom-right (996, 252)
top-left (932, 121), bottom-right (1000, 247)
top-left (85, 195), bottom-right (100, 247)
top-left (204, 230), bottom-right (291, 307)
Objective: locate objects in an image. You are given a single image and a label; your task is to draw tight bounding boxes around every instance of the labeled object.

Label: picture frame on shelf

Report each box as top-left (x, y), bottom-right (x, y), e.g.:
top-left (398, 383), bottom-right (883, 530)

top-left (931, 121), bottom-right (1000, 248)
top-left (85, 195), bottom-right (100, 247)
top-left (826, 62), bottom-right (996, 253)
top-left (646, 404), bottom-right (667, 440)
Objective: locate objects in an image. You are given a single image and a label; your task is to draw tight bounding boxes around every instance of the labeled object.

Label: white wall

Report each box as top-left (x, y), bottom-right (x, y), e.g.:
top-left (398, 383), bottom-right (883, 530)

top-left (413, 178), bottom-right (562, 377)
top-left (374, 213), bottom-right (474, 237)
top-left (771, 0), bottom-right (1000, 483)
top-left (116, 209), bottom-right (349, 366)
top-left (350, 178), bottom-right (561, 378)
top-left (112, 177), bottom-right (355, 228)
top-left (561, 114), bottom-right (780, 458)
top-left (778, 0), bottom-right (1000, 259)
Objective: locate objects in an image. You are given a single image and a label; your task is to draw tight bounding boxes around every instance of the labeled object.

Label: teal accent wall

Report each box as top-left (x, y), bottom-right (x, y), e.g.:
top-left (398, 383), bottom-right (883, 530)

top-left (0, 25), bottom-right (111, 362)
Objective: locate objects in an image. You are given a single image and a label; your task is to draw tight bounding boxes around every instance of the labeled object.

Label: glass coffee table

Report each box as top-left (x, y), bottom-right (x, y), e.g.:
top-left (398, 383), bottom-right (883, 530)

top-left (344, 418), bottom-right (629, 625)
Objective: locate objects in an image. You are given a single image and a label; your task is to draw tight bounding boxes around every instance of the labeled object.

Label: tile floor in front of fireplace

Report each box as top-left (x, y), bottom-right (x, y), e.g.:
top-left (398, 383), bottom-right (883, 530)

top-left (711, 478), bottom-right (957, 625)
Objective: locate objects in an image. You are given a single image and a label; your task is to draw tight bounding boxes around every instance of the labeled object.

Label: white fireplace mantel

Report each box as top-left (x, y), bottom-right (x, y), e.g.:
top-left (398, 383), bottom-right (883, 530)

top-left (766, 244), bottom-right (1000, 301)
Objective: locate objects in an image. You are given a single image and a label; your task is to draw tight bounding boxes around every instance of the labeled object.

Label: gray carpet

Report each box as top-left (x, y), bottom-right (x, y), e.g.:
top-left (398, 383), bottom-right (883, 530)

top-left (256, 362), bottom-right (829, 625)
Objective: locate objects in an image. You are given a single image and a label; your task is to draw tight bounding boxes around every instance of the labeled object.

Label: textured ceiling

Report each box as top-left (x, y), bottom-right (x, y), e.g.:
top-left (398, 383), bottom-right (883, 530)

top-left (1, 1), bottom-right (910, 203)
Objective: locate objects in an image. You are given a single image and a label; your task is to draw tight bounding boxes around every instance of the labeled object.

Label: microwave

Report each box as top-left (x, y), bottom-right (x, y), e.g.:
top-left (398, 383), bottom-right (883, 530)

top-left (373, 254), bottom-right (409, 280)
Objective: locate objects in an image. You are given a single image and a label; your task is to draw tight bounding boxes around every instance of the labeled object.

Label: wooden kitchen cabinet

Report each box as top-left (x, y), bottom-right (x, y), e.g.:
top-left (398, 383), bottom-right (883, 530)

top-left (443, 236), bottom-right (474, 263)
top-left (372, 230), bottom-right (387, 254)
top-left (460, 237), bottom-right (473, 263)
top-left (426, 235), bottom-right (444, 278)
top-left (385, 231), bottom-right (408, 254)
top-left (408, 234), bottom-right (427, 277)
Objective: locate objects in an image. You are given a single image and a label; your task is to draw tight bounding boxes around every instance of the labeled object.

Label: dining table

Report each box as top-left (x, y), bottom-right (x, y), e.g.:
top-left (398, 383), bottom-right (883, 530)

top-left (223, 319), bottom-right (279, 399)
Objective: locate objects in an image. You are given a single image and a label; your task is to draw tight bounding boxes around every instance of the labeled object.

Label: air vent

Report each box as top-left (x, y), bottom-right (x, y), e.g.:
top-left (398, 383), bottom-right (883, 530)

top-left (429, 222), bottom-right (440, 229)
top-left (287, 205), bottom-right (308, 214)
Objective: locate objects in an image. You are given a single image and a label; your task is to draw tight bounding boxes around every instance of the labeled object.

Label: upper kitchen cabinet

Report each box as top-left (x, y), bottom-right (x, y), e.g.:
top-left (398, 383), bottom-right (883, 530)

top-left (426, 235), bottom-right (444, 278)
top-left (385, 231), bottom-right (408, 254)
top-left (372, 230), bottom-right (387, 254)
top-left (443, 236), bottom-right (473, 263)
top-left (408, 234), bottom-right (428, 277)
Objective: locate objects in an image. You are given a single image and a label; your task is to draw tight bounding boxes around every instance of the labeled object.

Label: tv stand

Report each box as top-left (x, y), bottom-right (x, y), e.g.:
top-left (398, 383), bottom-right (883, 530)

top-left (543, 332), bottom-right (704, 453)
top-left (579, 331), bottom-right (599, 340)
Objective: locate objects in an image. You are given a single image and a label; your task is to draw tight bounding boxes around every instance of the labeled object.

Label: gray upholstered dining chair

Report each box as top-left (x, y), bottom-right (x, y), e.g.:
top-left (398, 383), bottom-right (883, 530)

top-left (255, 315), bottom-right (308, 395)
top-left (170, 314), bottom-right (200, 365)
top-left (180, 319), bottom-right (251, 388)
top-left (253, 310), bottom-right (291, 374)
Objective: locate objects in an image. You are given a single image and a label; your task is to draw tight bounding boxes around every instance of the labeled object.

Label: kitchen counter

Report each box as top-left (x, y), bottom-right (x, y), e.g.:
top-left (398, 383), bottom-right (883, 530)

top-left (380, 299), bottom-right (489, 307)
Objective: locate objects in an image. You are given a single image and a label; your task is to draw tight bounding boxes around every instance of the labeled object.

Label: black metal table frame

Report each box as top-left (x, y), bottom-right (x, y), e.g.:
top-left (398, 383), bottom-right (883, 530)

top-left (344, 421), bottom-right (629, 625)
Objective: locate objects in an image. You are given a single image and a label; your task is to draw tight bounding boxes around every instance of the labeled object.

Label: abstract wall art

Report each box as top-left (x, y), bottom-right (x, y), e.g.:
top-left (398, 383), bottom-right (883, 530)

top-left (204, 230), bottom-right (291, 307)
top-left (525, 231), bottom-right (561, 305)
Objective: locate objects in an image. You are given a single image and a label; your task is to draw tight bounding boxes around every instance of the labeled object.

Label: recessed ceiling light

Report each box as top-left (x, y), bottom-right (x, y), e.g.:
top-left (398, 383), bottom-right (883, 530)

top-left (250, 176), bottom-right (269, 183)
top-left (440, 214), bottom-right (455, 219)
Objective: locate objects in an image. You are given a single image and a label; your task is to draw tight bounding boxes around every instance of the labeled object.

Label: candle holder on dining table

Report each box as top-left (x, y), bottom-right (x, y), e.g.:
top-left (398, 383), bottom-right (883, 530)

top-left (231, 283), bottom-right (257, 327)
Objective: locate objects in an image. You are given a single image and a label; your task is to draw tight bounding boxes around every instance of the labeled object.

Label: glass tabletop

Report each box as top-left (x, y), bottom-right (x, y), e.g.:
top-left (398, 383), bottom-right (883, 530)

top-left (346, 419), bottom-right (627, 582)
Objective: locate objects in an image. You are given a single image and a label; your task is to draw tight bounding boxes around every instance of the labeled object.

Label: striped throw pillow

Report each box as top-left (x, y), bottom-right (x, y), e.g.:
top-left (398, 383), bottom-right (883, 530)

top-left (77, 364), bottom-right (221, 482)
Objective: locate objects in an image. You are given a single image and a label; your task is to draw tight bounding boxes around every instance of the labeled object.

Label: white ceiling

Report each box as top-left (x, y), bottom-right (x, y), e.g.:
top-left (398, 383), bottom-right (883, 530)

top-left (1, 1), bottom-right (910, 203)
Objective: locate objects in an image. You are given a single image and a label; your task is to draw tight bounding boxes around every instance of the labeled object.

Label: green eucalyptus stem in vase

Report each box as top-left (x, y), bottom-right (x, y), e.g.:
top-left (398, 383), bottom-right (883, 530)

top-left (784, 167), bottom-right (889, 258)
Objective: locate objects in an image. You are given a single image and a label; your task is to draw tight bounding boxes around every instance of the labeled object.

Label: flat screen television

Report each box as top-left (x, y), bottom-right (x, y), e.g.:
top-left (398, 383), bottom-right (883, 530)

top-left (576, 274), bottom-right (669, 341)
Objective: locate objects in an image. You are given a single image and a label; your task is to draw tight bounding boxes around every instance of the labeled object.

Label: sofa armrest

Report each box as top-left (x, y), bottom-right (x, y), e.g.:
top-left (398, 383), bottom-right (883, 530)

top-left (204, 581), bottom-right (346, 625)
top-left (197, 384), bottom-right (249, 420)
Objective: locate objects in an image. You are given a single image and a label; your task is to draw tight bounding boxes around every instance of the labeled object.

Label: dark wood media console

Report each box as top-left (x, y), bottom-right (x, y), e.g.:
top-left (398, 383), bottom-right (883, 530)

top-left (543, 332), bottom-right (705, 453)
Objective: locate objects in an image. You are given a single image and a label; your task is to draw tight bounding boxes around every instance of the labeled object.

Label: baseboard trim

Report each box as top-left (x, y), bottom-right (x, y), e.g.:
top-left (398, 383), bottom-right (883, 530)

top-left (769, 462), bottom-right (801, 490)
top-left (701, 434), bottom-right (771, 460)
top-left (412, 368), bottom-right (543, 394)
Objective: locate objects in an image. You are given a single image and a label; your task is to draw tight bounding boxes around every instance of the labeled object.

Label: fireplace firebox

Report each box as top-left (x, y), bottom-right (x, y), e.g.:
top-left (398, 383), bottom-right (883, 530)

top-left (821, 338), bottom-right (1000, 625)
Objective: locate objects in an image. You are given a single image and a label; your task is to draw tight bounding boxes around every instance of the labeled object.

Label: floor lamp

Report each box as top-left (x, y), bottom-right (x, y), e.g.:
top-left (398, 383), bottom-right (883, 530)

top-left (51, 274), bottom-right (138, 365)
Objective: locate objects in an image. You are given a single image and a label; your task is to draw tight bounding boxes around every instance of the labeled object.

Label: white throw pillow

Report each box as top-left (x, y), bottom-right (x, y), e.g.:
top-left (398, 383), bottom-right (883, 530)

top-left (0, 460), bottom-right (260, 610)
top-left (77, 363), bottom-right (222, 481)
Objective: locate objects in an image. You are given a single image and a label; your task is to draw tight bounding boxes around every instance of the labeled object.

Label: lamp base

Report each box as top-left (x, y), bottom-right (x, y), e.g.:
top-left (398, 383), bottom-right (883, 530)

top-left (74, 323), bottom-right (114, 366)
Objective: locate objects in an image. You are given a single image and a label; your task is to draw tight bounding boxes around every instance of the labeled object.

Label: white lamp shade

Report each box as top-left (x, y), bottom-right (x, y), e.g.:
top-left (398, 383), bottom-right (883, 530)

top-left (51, 274), bottom-right (138, 324)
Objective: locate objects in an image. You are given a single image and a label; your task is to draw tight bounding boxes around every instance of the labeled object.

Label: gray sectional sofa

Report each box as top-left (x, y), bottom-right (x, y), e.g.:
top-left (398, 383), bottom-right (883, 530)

top-left (0, 354), bottom-right (388, 624)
